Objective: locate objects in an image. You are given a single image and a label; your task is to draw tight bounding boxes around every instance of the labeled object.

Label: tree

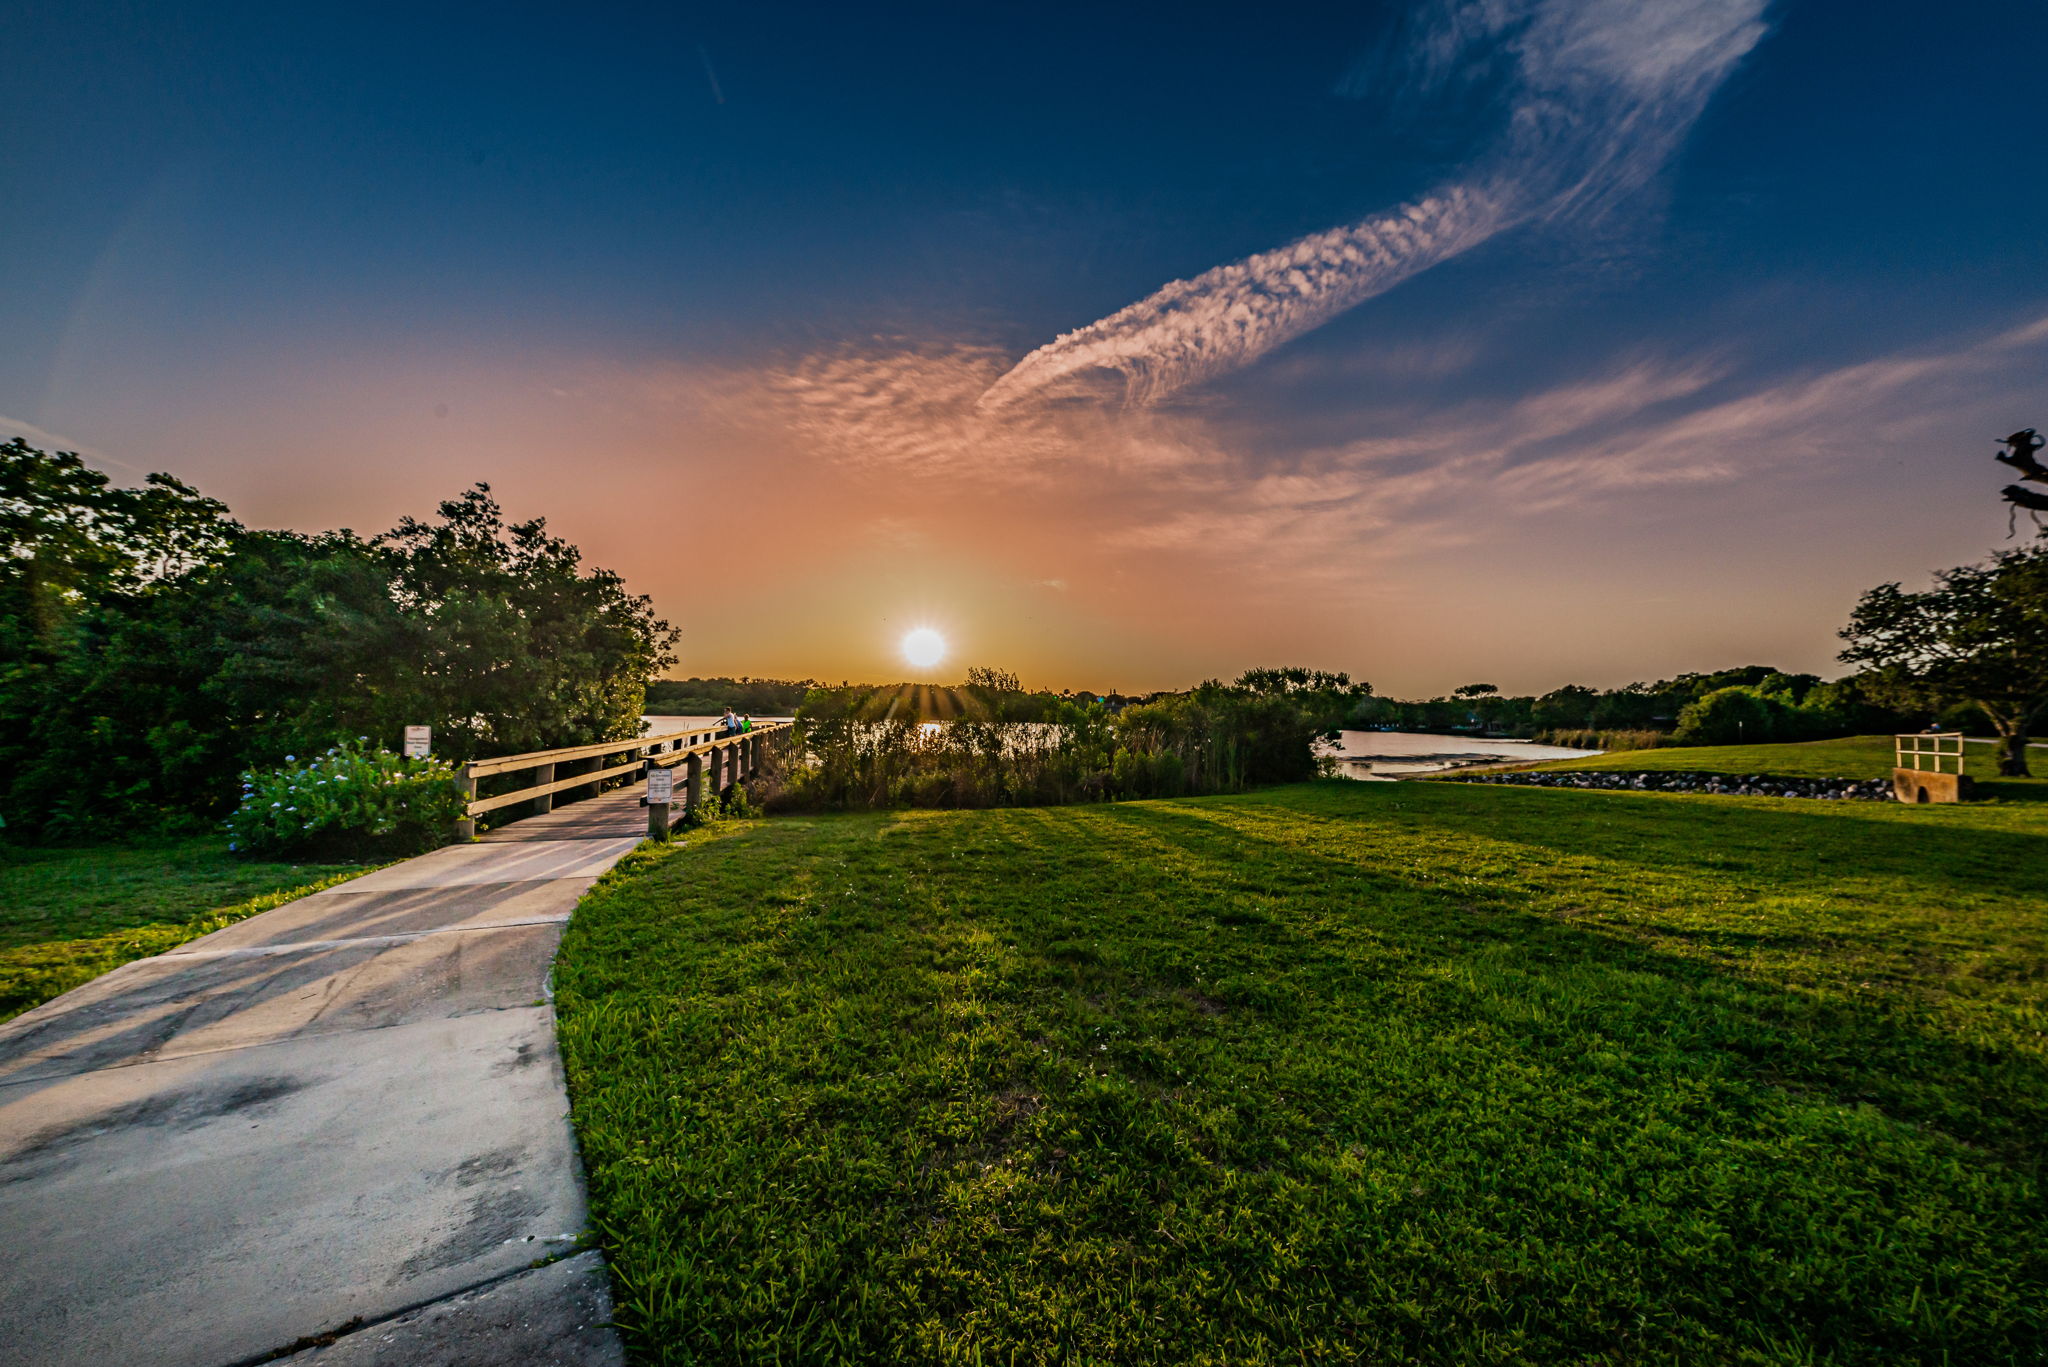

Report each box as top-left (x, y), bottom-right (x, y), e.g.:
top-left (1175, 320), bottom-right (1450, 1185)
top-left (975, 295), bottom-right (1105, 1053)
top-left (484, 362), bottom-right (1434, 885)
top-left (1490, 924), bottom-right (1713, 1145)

top-left (1531, 685), bottom-right (1599, 731)
top-left (1995, 428), bottom-right (2048, 516)
top-left (1671, 687), bottom-right (1789, 746)
top-left (0, 455), bottom-right (680, 836)
top-left (374, 484), bottom-right (677, 757)
top-left (1232, 667), bottom-right (1369, 700)
top-left (1, 439), bottom-right (236, 643)
top-left (962, 666), bottom-right (1022, 694)
top-left (1452, 683), bottom-right (1498, 698)
top-left (1839, 543), bottom-right (2048, 776)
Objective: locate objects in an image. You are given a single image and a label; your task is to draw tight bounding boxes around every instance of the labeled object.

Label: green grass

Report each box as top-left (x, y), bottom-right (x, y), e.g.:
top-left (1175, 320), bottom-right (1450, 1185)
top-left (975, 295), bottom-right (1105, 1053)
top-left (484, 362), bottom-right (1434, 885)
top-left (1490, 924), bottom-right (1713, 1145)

top-left (555, 781), bottom-right (2048, 1365)
top-left (0, 837), bottom-right (369, 1022)
top-left (1524, 734), bottom-right (2048, 803)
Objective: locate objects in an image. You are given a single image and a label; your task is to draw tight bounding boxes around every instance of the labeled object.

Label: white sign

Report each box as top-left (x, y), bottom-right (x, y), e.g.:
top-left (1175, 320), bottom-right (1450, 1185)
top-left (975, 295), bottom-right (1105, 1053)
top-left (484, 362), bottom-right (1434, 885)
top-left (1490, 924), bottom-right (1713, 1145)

top-left (646, 767), bottom-right (675, 803)
top-left (403, 726), bottom-right (431, 758)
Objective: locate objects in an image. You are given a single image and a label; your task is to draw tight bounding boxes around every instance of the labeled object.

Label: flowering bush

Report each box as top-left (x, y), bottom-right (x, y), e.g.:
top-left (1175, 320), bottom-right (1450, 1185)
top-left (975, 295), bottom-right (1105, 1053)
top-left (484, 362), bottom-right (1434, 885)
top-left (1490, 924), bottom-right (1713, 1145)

top-left (226, 738), bottom-right (465, 859)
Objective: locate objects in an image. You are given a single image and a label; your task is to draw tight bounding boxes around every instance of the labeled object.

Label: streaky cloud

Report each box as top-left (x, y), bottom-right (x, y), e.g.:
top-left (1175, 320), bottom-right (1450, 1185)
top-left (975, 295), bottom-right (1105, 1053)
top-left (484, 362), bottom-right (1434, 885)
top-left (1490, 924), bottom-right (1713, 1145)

top-left (980, 0), bottom-right (1770, 414)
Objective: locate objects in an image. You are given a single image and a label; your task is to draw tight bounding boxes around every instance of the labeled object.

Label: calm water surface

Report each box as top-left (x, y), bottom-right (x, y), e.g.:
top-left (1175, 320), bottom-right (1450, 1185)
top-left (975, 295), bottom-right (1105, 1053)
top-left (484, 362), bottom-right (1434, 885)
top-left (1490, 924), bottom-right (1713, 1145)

top-left (1324, 731), bottom-right (1600, 779)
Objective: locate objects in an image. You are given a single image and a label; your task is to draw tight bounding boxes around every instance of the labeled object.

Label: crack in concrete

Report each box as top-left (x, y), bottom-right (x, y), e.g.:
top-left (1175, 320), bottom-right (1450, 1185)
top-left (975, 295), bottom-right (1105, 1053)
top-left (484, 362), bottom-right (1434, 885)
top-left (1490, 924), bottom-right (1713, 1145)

top-left (220, 1251), bottom-right (592, 1367)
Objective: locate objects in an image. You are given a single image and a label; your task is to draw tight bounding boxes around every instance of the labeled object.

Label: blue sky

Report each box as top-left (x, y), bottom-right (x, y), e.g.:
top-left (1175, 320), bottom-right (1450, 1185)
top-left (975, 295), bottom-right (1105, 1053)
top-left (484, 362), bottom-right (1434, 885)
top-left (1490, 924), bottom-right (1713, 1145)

top-left (6, 1), bottom-right (2046, 691)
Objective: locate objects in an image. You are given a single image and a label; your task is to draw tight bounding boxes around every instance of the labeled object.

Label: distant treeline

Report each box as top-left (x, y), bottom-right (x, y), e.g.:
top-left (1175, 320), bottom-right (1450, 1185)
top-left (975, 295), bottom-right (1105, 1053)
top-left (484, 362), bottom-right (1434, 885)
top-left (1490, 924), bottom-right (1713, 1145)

top-left (1355, 665), bottom-right (1941, 747)
top-left (645, 676), bottom-right (818, 716)
top-left (646, 668), bottom-right (1122, 719)
top-left (667, 663), bottom-right (1944, 751)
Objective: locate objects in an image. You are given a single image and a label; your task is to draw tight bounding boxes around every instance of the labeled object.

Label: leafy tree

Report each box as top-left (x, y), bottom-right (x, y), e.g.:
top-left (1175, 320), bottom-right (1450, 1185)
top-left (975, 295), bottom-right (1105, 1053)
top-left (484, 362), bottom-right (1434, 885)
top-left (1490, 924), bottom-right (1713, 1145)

top-left (962, 666), bottom-right (1022, 695)
top-left (1672, 687), bottom-right (1789, 746)
top-left (1531, 685), bottom-right (1599, 731)
top-left (1839, 543), bottom-right (2048, 776)
top-left (1233, 667), bottom-right (1368, 700)
top-left (1452, 683), bottom-right (1498, 698)
top-left (0, 450), bottom-right (677, 837)
top-left (1, 439), bottom-right (236, 632)
top-left (372, 485), bottom-right (676, 757)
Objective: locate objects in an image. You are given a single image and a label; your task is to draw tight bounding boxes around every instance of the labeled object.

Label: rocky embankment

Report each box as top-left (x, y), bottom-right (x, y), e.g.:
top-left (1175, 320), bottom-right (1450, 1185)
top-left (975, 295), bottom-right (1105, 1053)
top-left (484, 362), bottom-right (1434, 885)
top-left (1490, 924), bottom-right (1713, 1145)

top-left (1446, 770), bottom-right (1891, 801)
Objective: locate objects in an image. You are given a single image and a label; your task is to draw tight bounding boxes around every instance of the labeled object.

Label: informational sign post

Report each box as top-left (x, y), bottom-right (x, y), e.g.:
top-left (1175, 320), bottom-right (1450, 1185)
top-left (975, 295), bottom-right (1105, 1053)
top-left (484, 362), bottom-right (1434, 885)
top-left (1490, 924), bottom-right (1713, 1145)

top-left (403, 726), bottom-right (431, 759)
top-left (646, 766), bottom-right (675, 804)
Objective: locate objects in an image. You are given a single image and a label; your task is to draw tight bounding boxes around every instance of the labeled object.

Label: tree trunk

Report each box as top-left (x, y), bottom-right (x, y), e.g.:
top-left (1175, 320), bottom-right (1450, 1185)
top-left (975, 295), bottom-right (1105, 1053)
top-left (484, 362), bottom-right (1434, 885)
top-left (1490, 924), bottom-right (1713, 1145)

top-left (1995, 724), bottom-right (2032, 778)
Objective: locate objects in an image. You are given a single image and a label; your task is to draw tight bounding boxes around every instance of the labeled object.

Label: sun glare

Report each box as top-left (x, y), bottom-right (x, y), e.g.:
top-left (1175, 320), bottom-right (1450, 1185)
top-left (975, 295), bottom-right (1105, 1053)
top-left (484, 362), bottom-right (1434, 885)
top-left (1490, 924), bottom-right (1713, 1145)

top-left (901, 627), bottom-right (947, 670)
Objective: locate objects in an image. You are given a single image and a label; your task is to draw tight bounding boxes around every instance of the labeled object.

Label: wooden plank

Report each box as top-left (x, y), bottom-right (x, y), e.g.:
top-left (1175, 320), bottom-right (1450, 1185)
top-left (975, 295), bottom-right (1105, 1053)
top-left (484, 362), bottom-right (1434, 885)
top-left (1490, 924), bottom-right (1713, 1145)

top-left (467, 758), bottom-right (648, 815)
top-left (465, 728), bottom-right (713, 777)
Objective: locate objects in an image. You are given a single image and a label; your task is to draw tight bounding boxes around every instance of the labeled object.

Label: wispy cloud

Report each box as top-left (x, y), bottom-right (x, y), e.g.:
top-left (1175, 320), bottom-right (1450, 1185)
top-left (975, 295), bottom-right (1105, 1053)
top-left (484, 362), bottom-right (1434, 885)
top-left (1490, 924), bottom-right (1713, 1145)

top-left (979, 0), bottom-right (1770, 412)
top-left (1104, 311), bottom-right (2048, 566)
top-left (711, 341), bottom-right (1228, 485)
top-left (0, 414), bottom-right (145, 477)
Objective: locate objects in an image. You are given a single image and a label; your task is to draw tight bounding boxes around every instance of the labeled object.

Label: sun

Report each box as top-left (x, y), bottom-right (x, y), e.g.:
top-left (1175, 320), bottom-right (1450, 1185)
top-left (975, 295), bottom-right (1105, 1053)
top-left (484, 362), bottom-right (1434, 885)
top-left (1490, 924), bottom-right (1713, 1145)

top-left (901, 627), bottom-right (947, 670)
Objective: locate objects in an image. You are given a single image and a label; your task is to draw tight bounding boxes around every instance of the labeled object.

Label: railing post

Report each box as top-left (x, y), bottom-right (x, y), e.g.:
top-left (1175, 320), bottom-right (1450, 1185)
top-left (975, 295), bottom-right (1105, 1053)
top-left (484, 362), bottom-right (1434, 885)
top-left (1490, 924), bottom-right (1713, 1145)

top-left (454, 762), bottom-right (477, 841)
top-left (646, 762), bottom-right (673, 840)
top-left (685, 752), bottom-right (704, 819)
top-left (532, 762), bottom-right (555, 816)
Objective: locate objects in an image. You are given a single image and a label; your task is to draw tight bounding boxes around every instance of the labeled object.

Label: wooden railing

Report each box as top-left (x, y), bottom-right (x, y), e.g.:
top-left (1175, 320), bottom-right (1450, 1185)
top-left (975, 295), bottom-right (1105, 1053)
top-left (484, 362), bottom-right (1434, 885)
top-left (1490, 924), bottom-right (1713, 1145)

top-left (1895, 731), bottom-right (1965, 776)
top-left (454, 721), bottom-right (793, 839)
top-left (642, 722), bottom-right (793, 836)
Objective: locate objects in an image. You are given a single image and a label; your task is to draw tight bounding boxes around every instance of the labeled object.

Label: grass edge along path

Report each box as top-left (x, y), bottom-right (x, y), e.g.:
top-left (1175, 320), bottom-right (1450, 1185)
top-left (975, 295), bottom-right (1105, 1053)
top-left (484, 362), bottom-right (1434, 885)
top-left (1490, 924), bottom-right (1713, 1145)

top-left (0, 853), bottom-right (382, 1023)
top-left (555, 781), bottom-right (2048, 1366)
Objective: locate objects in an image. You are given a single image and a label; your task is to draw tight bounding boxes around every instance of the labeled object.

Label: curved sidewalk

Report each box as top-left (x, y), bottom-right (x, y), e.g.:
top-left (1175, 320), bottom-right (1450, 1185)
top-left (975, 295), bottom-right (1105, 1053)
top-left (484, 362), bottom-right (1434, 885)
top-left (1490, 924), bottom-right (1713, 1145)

top-left (0, 791), bottom-right (654, 1367)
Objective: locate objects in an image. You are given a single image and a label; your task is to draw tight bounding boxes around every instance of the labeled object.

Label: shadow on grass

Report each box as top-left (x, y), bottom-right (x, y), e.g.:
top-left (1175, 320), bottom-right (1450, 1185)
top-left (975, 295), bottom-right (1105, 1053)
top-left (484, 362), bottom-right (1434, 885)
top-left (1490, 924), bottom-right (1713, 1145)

top-left (1258, 779), bottom-right (2048, 903)
top-left (558, 794), bottom-right (2048, 1364)
top-left (1070, 794), bottom-right (2048, 1163)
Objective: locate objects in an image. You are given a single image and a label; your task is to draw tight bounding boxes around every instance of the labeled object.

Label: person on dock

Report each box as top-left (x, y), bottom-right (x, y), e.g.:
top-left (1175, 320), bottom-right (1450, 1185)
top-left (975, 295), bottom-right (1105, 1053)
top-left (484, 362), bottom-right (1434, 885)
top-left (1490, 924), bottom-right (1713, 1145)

top-left (740, 714), bottom-right (754, 733)
top-left (719, 708), bottom-right (740, 736)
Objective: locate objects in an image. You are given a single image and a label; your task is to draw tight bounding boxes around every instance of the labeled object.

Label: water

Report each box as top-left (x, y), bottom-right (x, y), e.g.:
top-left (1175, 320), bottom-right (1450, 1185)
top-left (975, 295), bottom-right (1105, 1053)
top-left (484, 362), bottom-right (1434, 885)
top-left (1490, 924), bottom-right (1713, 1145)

top-left (651, 715), bottom-right (1600, 781)
top-left (1323, 731), bottom-right (1599, 780)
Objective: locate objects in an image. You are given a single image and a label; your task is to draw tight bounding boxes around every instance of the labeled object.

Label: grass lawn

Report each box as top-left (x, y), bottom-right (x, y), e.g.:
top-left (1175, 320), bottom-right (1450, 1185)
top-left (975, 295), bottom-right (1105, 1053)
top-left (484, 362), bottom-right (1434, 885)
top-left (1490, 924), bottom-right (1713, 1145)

top-left (0, 837), bottom-right (369, 1022)
top-left (1524, 734), bottom-right (2048, 804)
top-left (555, 779), bottom-right (2048, 1365)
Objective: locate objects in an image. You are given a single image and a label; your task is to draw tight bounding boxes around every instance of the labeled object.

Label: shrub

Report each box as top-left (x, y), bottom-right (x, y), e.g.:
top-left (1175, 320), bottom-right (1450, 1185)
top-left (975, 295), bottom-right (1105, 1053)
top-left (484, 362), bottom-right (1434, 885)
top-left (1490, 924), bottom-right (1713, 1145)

top-left (1535, 728), bottom-right (1670, 752)
top-left (225, 739), bottom-right (464, 860)
top-left (777, 670), bottom-right (1356, 812)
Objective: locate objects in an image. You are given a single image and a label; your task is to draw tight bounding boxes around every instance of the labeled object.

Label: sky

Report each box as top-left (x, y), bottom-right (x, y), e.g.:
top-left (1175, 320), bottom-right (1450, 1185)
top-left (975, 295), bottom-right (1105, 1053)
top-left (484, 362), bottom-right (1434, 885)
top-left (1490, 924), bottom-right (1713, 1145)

top-left (5, 0), bottom-right (2046, 696)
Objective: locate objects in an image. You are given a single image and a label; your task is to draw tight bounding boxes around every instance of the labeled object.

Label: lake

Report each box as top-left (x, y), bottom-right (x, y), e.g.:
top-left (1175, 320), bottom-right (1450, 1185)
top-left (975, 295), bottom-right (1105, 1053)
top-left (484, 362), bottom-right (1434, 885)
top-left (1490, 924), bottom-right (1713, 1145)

top-left (1323, 731), bottom-right (1600, 779)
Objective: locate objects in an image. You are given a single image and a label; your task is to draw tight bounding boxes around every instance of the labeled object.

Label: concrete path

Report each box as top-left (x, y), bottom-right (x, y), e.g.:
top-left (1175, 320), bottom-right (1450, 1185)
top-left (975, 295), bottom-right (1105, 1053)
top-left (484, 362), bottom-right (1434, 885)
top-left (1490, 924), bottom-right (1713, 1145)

top-left (0, 789), bottom-right (657, 1367)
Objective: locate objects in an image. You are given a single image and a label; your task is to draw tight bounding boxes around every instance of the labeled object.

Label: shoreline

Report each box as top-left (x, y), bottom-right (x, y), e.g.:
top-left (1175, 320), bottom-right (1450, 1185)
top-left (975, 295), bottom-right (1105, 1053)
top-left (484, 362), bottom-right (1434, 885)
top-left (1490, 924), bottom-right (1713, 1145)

top-left (1324, 732), bottom-right (1602, 782)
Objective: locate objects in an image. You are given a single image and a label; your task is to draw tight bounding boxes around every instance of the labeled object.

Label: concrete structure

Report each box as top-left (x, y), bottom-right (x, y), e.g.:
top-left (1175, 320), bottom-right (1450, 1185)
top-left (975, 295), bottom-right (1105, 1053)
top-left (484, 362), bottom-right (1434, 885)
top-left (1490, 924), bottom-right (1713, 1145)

top-left (0, 789), bottom-right (666, 1367)
top-left (1893, 731), bottom-right (1972, 804)
top-left (1892, 768), bottom-right (1974, 804)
